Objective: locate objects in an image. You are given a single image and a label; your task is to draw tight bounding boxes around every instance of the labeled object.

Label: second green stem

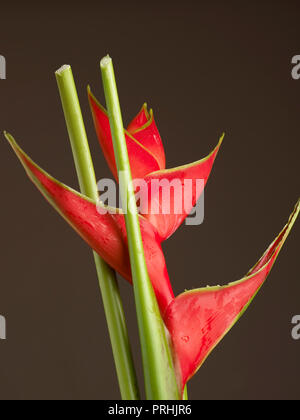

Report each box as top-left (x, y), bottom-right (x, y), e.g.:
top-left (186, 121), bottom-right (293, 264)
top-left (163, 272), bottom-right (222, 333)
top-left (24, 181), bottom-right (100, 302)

top-left (55, 64), bottom-right (139, 400)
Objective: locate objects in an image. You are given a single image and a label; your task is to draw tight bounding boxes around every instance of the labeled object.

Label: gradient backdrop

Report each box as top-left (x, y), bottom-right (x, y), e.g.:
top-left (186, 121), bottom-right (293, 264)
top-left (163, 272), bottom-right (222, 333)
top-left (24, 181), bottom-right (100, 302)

top-left (0, 0), bottom-right (299, 400)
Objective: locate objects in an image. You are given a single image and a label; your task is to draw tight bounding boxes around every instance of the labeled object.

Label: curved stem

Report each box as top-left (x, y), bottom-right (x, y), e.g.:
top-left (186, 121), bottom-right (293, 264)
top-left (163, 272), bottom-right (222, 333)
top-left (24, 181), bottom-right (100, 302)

top-left (55, 65), bottom-right (140, 400)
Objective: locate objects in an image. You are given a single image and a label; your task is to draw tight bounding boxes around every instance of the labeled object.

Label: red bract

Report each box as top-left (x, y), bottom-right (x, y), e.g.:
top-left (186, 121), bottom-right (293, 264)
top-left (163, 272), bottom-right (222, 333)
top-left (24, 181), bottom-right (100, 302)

top-left (127, 104), bottom-right (166, 170)
top-left (127, 103), bottom-right (150, 133)
top-left (88, 88), bottom-right (161, 181)
top-left (139, 139), bottom-right (222, 240)
top-left (6, 133), bottom-right (174, 314)
top-left (88, 88), bottom-right (223, 240)
top-left (164, 202), bottom-right (299, 391)
top-left (6, 132), bottom-right (299, 396)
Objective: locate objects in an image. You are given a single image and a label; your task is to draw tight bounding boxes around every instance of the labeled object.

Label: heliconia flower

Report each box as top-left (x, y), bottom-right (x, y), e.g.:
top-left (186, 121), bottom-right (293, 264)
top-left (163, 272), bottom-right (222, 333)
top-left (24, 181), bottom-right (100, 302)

top-left (5, 132), bottom-right (299, 396)
top-left (88, 88), bottom-right (223, 241)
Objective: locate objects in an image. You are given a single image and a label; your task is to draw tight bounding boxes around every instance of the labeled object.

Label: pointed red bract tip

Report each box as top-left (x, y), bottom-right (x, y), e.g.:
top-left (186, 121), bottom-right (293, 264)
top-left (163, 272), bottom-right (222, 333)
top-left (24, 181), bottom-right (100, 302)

top-left (127, 104), bottom-right (150, 134)
top-left (88, 88), bottom-right (161, 181)
top-left (139, 135), bottom-right (224, 241)
top-left (129, 109), bottom-right (166, 170)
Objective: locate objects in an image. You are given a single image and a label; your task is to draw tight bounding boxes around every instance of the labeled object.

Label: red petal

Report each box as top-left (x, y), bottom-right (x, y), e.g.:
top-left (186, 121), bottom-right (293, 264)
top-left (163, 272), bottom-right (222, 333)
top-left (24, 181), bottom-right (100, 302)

top-left (6, 133), bottom-right (174, 313)
top-left (164, 201), bottom-right (299, 392)
top-left (127, 103), bottom-right (150, 133)
top-left (128, 108), bottom-right (166, 170)
top-left (139, 135), bottom-right (224, 241)
top-left (88, 88), bottom-right (160, 181)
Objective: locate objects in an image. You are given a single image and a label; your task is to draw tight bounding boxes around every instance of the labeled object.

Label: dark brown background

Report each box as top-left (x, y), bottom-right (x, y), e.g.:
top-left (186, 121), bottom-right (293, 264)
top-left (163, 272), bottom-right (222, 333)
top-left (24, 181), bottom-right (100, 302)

top-left (0, 0), bottom-right (299, 400)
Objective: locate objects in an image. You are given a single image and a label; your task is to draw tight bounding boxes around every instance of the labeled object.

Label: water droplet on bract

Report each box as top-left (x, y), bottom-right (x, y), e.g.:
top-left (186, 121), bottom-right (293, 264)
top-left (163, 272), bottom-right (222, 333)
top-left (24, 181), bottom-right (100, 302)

top-left (181, 336), bottom-right (189, 343)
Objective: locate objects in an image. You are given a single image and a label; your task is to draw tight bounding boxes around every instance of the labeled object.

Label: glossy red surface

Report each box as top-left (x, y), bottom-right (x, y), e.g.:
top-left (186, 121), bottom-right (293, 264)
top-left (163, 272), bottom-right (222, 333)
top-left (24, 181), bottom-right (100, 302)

top-left (89, 89), bottom-right (222, 241)
top-left (127, 104), bottom-right (149, 133)
top-left (163, 209), bottom-right (298, 391)
top-left (140, 139), bottom-right (222, 240)
top-left (130, 111), bottom-right (166, 170)
top-left (11, 139), bottom-right (174, 314)
top-left (88, 90), bottom-right (160, 181)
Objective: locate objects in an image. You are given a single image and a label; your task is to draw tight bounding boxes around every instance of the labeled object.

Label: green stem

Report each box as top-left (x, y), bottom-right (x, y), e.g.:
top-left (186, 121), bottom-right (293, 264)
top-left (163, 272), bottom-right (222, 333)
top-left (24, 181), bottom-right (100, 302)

top-left (100, 55), bottom-right (179, 400)
top-left (183, 386), bottom-right (188, 400)
top-left (55, 65), bottom-right (140, 400)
